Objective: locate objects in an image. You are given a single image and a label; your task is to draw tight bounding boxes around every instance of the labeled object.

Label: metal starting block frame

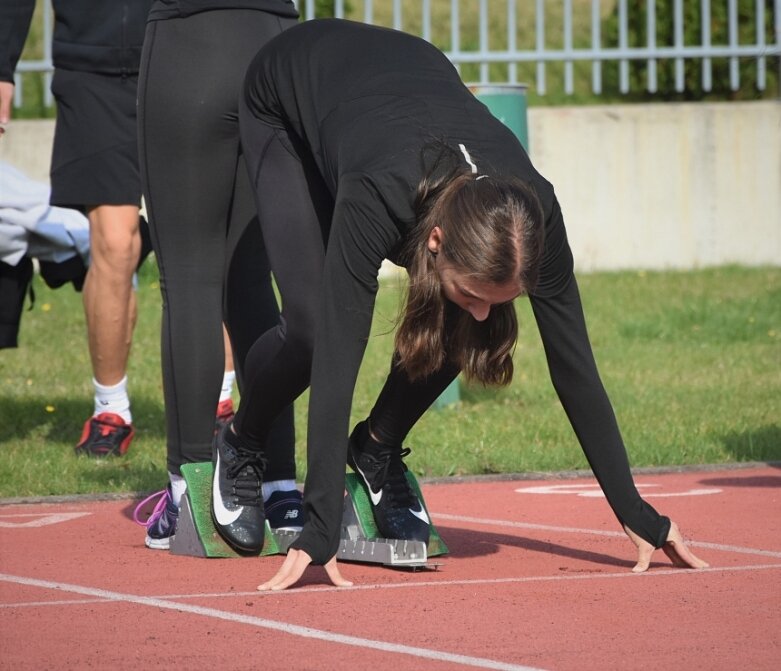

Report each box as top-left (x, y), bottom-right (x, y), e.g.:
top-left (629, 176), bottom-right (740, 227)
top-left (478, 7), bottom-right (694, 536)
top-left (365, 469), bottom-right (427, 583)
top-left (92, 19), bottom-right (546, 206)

top-left (339, 493), bottom-right (430, 568)
top-left (168, 463), bottom-right (448, 569)
top-left (338, 472), bottom-right (448, 569)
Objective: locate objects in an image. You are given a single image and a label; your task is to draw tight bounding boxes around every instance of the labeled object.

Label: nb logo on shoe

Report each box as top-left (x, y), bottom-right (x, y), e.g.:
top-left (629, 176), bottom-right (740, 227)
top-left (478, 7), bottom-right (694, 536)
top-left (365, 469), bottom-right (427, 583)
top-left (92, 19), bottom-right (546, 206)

top-left (283, 510), bottom-right (299, 519)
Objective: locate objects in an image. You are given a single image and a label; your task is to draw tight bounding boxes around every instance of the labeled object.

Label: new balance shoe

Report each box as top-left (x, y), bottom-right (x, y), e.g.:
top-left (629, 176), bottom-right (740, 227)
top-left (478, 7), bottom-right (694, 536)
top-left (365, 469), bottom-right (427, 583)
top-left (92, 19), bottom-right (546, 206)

top-left (347, 420), bottom-right (430, 544)
top-left (214, 398), bottom-right (235, 435)
top-left (265, 489), bottom-right (305, 532)
top-left (211, 424), bottom-right (266, 554)
top-left (133, 485), bottom-right (178, 550)
top-left (75, 412), bottom-right (134, 457)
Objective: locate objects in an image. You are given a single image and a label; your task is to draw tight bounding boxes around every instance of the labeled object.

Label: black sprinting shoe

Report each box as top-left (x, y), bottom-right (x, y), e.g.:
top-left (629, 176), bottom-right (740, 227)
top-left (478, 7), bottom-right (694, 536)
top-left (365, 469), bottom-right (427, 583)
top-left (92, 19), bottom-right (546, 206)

top-left (265, 489), bottom-right (305, 532)
top-left (211, 424), bottom-right (266, 554)
top-left (347, 420), bottom-right (430, 543)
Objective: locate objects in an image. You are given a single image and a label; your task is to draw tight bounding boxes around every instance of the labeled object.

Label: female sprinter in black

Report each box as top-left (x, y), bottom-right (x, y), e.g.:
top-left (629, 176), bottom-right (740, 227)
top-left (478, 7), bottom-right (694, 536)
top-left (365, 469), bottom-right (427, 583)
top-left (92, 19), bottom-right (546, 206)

top-left (210, 18), bottom-right (707, 588)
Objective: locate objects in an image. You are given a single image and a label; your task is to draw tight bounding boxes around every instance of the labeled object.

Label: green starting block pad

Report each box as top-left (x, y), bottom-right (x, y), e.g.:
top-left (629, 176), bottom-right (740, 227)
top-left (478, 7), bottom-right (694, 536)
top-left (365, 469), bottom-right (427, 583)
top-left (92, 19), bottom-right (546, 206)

top-left (170, 463), bottom-right (448, 567)
top-left (338, 472), bottom-right (448, 569)
top-left (170, 462), bottom-right (297, 558)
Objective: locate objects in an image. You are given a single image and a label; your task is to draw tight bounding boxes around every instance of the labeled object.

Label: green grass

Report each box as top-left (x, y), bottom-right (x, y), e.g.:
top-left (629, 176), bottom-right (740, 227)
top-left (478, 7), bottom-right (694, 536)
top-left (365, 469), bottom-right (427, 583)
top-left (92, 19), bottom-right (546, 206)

top-left (1, 263), bottom-right (779, 498)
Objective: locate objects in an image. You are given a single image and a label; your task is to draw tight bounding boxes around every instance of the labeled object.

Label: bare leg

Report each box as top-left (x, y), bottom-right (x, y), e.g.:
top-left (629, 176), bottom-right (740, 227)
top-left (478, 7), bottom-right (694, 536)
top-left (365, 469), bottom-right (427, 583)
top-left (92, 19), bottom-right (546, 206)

top-left (82, 204), bottom-right (141, 386)
top-left (223, 323), bottom-right (234, 376)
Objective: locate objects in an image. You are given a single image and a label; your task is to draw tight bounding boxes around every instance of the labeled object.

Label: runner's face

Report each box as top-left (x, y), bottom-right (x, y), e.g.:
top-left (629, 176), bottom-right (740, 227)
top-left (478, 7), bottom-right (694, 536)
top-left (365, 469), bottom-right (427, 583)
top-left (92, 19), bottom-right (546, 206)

top-left (428, 224), bottom-right (522, 322)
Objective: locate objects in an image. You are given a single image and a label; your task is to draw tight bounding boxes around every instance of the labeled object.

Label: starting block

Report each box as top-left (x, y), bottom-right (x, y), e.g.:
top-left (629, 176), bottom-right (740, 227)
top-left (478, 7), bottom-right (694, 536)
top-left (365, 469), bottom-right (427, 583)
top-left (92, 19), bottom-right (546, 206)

top-left (338, 472), bottom-right (448, 569)
top-left (170, 462), bottom-right (295, 558)
top-left (169, 463), bottom-right (448, 569)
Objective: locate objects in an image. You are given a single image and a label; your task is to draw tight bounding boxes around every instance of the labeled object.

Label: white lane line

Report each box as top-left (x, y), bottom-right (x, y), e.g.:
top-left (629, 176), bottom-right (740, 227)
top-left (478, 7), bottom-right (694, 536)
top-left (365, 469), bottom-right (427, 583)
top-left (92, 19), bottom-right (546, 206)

top-left (432, 513), bottom-right (781, 558)
top-left (0, 513), bottom-right (91, 528)
top-left (514, 483), bottom-right (722, 498)
top-left (0, 572), bottom-right (545, 671)
top-left (4, 563), bottom-right (780, 609)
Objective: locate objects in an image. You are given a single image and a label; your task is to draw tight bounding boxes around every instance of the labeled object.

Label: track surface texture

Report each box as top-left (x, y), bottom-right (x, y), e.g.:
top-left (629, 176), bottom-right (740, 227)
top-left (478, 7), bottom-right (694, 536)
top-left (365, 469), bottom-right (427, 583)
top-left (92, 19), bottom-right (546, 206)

top-left (2, 465), bottom-right (779, 670)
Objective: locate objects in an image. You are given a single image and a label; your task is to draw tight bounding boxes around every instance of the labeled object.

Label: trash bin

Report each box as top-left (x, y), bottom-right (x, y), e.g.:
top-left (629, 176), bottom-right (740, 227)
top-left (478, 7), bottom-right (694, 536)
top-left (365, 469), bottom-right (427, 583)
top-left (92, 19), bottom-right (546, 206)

top-left (433, 84), bottom-right (529, 410)
top-left (471, 84), bottom-right (529, 150)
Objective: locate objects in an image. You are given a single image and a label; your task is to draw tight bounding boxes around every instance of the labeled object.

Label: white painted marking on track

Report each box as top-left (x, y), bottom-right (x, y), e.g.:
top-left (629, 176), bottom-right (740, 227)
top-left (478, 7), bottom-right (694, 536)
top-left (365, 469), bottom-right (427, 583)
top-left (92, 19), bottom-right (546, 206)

top-left (514, 483), bottom-right (721, 498)
top-left (0, 573), bottom-right (545, 671)
top-left (432, 513), bottom-right (781, 558)
top-left (0, 512), bottom-right (91, 528)
top-left (3, 564), bottom-right (781, 610)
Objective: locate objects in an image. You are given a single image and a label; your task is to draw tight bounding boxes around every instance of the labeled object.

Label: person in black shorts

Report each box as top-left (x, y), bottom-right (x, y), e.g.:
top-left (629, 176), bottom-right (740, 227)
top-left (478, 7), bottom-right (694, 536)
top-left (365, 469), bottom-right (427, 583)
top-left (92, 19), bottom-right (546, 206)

top-left (0, 0), bottom-right (154, 457)
top-left (1, 2), bottom-right (245, 461)
top-left (136, 0), bottom-right (302, 549)
top-left (210, 19), bottom-right (709, 588)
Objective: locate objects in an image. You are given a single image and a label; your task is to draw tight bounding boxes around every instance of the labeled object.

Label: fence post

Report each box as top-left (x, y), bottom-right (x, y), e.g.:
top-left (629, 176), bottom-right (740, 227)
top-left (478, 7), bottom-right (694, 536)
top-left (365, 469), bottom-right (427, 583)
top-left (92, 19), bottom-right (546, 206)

top-left (432, 84), bottom-right (529, 411)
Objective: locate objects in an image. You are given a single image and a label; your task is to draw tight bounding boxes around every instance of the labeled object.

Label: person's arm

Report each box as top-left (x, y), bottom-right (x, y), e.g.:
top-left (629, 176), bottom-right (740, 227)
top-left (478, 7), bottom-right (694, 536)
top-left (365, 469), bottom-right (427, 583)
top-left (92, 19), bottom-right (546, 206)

top-left (529, 274), bottom-right (671, 547)
top-left (0, 0), bottom-right (36, 128)
top-left (265, 176), bottom-right (401, 588)
top-left (528, 199), bottom-right (706, 570)
top-left (525, 194), bottom-right (670, 546)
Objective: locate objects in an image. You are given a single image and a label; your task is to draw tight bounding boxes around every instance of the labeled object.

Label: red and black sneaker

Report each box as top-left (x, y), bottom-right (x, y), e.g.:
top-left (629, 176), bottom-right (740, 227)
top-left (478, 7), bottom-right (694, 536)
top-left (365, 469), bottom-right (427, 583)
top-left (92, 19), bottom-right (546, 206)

top-left (214, 398), bottom-right (235, 435)
top-left (75, 412), bottom-right (135, 457)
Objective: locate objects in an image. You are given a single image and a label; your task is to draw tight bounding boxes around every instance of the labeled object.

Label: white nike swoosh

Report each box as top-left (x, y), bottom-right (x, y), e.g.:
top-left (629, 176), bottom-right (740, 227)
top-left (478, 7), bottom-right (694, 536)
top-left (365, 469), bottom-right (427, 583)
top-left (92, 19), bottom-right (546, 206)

top-left (355, 464), bottom-right (383, 506)
top-left (410, 505), bottom-right (430, 524)
top-left (212, 451), bottom-right (243, 526)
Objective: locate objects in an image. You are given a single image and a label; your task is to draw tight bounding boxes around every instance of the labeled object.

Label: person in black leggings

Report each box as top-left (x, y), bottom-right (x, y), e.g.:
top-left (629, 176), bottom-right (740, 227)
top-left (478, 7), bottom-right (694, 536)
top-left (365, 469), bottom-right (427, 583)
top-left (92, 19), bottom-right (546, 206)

top-left (213, 18), bottom-right (708, 586)
top-left (136, 1), bottom-right (301, 549)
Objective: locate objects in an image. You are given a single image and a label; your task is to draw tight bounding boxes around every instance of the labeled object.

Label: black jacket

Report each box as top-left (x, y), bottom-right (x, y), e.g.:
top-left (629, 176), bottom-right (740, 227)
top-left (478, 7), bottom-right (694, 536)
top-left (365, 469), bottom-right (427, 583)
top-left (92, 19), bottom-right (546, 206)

top-left (0, 0), bottom-right (153, 82)
top-left (0, 0), bottom-right (299, 82)
top-left (147, 0), bottom-right (298, 21)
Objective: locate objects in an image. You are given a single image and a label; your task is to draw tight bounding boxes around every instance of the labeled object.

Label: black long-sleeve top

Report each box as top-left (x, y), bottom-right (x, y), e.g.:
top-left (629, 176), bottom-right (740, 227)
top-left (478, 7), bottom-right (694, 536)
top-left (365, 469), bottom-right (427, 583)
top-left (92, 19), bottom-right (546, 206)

top-left (243, 18), bottom-right (670, 564)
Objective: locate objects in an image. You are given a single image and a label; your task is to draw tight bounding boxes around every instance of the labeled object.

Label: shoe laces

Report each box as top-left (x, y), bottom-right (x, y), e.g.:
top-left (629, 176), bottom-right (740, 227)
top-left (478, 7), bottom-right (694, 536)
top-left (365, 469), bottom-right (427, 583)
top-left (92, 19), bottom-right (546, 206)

top-left (364, 445), bottom-right (417, 508)
top-left (133, 489), bottom-right (171, 528)
top-left (225, 443), bottom-right (267, 506)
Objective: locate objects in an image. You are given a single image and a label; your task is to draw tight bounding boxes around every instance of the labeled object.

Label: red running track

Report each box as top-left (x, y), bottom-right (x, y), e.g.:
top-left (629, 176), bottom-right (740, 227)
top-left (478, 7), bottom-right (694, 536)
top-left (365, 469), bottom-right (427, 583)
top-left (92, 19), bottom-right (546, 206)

top-left (1, 465), bottom-right (779, 670)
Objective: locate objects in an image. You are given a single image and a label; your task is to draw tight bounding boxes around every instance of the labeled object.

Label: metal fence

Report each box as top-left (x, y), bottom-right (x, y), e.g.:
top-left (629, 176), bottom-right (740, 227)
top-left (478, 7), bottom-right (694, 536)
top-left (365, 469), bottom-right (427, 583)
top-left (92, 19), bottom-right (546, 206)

top-left (15, 0), bottom-right (781, 107)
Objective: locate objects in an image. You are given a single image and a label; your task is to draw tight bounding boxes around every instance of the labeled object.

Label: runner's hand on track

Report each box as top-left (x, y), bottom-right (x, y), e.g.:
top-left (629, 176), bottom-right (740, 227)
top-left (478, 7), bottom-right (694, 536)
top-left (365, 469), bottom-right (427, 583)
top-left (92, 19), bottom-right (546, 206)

top-left (624, 521), bottom-right (709, 572)
top-left (257, 548), bottom-right (353, 591)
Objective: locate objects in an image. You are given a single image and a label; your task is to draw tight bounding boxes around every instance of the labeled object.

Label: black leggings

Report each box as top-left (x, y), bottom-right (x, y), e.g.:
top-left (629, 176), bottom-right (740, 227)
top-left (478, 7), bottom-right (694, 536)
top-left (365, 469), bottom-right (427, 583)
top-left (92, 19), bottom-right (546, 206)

top-left (137, 10), bottom-right (298, 477)
top-left (233, 109), bottom-right (331, 446)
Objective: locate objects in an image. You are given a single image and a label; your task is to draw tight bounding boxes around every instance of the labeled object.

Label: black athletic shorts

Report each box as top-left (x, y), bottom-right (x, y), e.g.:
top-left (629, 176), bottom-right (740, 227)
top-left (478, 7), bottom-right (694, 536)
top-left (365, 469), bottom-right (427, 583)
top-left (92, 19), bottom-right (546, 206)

top-left (49, 69), bottom-right (142, 210)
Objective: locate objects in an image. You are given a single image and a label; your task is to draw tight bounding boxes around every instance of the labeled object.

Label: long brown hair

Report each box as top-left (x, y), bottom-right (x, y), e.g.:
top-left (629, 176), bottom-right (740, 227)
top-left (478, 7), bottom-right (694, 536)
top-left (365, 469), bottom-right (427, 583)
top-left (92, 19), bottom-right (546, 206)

top-left (395, 144), bottom-right (544, 385)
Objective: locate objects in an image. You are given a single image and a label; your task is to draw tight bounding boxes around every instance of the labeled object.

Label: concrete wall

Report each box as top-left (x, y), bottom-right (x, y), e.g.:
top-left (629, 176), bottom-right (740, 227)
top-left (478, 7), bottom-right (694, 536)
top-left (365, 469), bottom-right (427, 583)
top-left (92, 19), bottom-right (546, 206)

top-left (0, 119), bottom-right (55, 186)
top-left (2, 101), bottom-right (779, 271)
top-left (528, 100), bottom-right (781, 271)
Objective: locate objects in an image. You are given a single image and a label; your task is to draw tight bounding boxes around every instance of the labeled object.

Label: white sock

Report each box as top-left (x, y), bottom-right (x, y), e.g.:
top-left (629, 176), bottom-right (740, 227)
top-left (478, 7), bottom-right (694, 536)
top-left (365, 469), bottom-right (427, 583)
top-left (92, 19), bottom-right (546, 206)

top-left (93, 376), bottom-right (131, 423)
top-left (169, 471), bottom-right (187, 507)
top-left (220, 370), bottom-right (236, 403)
top-left (262, 479), bottom-right (298, 502)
